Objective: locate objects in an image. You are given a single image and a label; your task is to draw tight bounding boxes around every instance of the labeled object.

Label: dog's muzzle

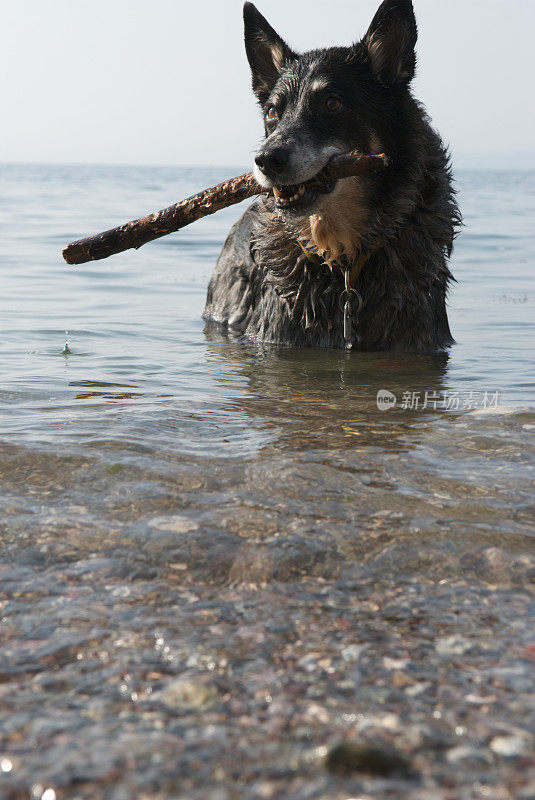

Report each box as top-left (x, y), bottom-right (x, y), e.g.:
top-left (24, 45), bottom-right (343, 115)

top-left (255, 143), bottom-right (339, 211)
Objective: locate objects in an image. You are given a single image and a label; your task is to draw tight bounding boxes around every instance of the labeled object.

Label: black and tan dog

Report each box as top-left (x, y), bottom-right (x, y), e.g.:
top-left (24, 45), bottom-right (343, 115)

top-left (204, 0), bottom-right (461, 352)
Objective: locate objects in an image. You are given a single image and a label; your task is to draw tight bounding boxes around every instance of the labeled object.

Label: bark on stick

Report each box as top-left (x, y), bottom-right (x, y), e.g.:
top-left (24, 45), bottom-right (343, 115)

top-left (62, 151), bottom-right (388, 266)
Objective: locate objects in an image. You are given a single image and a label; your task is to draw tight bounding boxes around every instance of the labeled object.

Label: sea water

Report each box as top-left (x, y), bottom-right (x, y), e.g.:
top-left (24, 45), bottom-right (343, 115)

top-left (0, 163), bottom-right (534, 799)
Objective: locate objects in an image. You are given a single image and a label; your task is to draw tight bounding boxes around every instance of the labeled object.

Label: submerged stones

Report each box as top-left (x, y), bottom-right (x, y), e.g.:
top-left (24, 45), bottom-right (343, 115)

top-left (152, 676), bottom-right (220, 712)
top-left (325, 740), bottom-right (413, 777)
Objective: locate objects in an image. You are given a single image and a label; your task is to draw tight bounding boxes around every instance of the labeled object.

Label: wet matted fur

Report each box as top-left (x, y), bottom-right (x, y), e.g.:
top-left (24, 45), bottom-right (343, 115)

top-left (204, 0), bottom-right (461, 353)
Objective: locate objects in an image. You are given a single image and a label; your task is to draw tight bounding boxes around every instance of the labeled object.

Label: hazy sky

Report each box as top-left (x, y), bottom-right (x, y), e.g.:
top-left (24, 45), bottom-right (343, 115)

top-left (1, 0), bottom-right (533, 168)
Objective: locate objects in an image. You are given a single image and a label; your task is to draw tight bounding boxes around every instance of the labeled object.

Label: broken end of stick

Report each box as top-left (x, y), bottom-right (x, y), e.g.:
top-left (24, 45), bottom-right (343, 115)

top-left (377, 153), bottom-right (391, 169)
top-left (62, 246), bottom-right (77, 265)
top-left (63, 241), bottom-right (97, 265)
top-left (62, 246), bottom-right (84, 265)
top-left (375, 153), bottom-right (389, 167)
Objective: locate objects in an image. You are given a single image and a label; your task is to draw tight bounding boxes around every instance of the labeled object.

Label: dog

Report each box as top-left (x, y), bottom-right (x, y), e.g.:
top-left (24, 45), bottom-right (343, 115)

top-left (204, 0), bottom-right (461, 352)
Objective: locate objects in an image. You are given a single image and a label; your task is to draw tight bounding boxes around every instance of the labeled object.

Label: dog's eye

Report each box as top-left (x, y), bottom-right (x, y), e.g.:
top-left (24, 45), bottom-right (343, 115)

top-left (325, 96), bottom-right (342, 112)
top-left (266, 106), bottom-right (278, 122)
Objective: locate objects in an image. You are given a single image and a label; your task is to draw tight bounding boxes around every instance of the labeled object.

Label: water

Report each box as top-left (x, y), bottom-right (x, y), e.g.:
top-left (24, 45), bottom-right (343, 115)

top-left (0, 164), bottom-right (534, 799)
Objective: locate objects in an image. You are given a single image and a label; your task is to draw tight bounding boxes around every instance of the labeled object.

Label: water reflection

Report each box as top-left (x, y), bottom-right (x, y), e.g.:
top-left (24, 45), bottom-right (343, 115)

top-left (69, 379), bottom-right (142, 401)
top-left (203, 327), bottom-right (452, 455)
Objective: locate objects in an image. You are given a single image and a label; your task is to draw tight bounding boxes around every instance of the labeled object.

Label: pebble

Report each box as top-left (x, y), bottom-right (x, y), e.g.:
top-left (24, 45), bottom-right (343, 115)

top-left (435, 635), bottom-right (472, 655)
top-left (446, 745), bottom-right (494, 765)
top-left (490, 735), bottom-right (529, 757)
top-left (148, 515), bottom-right (199, 533)
top-left (154, 677), bottom-right (219, 711)
top-left (325, 741), bottom-right (413, 777)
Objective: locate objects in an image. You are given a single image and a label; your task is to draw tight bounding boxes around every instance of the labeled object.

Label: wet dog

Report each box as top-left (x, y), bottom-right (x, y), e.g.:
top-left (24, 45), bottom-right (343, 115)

top-left (204, 0), bottom-right (461, 352)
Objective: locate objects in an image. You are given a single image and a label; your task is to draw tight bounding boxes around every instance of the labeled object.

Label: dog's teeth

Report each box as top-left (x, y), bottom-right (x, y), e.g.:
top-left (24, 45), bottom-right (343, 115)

top-left (274, 183), bottom-right (306, 206)
top-left (287, 185), bottom-right (305, 202)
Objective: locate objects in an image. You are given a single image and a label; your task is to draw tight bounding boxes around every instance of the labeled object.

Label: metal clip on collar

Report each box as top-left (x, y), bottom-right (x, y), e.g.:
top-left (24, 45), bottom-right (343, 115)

top-left (340, 267), bottom-right (363, 350)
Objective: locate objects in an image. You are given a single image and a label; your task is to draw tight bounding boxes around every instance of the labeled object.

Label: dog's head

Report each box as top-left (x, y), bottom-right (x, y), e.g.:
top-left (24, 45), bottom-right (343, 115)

top-left (244, 0), bottom-right (417, 254)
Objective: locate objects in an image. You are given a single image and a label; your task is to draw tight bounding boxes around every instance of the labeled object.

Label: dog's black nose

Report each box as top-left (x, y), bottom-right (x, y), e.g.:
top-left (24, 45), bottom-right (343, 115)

top-left (255, 147), bottom-right (289, 177)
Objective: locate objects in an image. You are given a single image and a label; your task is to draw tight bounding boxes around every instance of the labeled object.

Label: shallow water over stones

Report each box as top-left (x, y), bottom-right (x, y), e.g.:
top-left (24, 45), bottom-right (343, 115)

top-left (0, 165), bottom-right (534, 798)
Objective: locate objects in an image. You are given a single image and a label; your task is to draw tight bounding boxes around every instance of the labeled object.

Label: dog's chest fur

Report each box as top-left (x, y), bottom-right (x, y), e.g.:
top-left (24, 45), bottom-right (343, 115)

top-left (300, 177), bottom-right (370, 266)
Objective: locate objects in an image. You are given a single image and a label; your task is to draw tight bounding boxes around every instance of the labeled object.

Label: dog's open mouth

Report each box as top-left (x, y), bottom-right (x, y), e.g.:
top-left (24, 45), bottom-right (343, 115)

top-left (272, 176), bottom-right (336, 211)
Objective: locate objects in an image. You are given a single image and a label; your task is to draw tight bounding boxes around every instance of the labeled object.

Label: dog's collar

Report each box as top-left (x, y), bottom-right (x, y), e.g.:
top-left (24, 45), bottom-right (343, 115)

top-left (296, 238), bottom-right (382, 348)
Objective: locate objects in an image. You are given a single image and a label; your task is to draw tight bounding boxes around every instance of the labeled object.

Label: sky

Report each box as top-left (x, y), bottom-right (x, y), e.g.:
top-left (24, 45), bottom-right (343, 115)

top-left (1, 0), bottom-right (533, 169)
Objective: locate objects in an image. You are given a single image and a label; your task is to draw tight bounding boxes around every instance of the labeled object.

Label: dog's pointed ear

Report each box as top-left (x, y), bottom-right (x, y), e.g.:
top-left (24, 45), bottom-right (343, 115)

top-left (243, 2), bottom-right (297, 104)
top-left (363, 0), bottom-right (417, 86)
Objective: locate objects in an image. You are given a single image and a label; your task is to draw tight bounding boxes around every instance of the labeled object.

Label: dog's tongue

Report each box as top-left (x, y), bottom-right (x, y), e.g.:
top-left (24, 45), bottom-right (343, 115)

top-left (275, 183), bottom-right (300, 198)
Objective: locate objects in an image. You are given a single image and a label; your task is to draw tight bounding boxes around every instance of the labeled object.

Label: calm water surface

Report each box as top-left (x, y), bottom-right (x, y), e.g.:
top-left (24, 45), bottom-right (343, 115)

top-left (0, 164), bottom-right (534, 799)
top-left (1, 165), bottom-right (534, 448)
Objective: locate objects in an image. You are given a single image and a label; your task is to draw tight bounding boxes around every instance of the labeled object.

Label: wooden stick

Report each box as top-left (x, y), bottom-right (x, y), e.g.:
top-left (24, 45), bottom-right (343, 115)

top-left (62, 151), bottom-right (388, 265)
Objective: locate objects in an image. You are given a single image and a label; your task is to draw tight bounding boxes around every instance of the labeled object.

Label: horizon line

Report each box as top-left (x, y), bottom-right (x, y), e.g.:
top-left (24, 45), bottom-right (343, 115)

top-left (1, 157), bottom-right (534, 171)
